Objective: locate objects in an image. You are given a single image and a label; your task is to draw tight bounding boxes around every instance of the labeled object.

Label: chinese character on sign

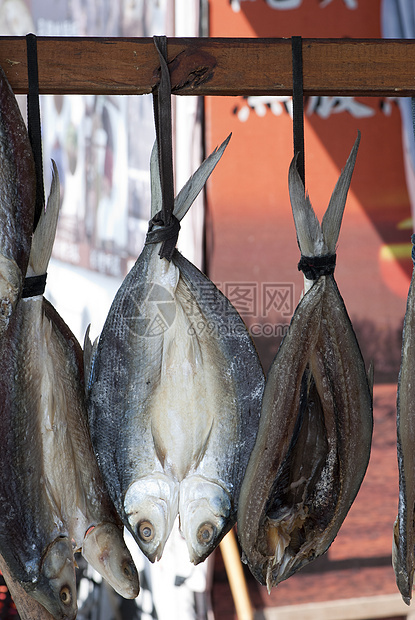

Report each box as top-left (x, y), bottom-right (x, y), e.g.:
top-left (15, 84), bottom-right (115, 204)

top-left (306, 96), bottom-right (375, 119)
top-left (234, 96), bottom-right (375, 122)
top-left (235, 96), bottom-right (293, 122)
top-left (319, 0), bottom-right (357, 7)
top-left (262, 283), bottom-right (294, 318)
top-left (230, 0), bottom-right (358, 11)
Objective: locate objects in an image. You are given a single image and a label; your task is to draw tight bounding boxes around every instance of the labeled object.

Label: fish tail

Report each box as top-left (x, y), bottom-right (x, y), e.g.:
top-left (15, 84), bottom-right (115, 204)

top-left (288, 156), bottom-right (325, 257)
top-left (28, 161), bottom-right (60, 277)
top-left (321, 131), bottom-right (360, 253)
top-left (288, 132), bottom-right (360, 258)
top-left (173, 133), bottom-right (231, 222)
top-left (83, 324), bottom-right (99, 393)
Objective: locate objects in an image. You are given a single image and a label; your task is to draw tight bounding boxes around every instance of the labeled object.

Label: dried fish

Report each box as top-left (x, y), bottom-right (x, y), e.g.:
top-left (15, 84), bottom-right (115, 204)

top-left (237, 133), bottom-right (373, 591)
top-left (0, 164), bottom-right (139, 619)
top-left (0, 168), bottom-right (77, 619)
top-left (28, 165), bottom-right (139, 602)
top-left (87, 136), bottom-right (265, 565)
top-left (393, 234), bottom-right (415, 605)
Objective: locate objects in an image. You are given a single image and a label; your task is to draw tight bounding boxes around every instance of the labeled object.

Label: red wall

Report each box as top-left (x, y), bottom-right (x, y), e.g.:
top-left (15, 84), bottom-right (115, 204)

top-left (205, 0), bottom-right (410, 378)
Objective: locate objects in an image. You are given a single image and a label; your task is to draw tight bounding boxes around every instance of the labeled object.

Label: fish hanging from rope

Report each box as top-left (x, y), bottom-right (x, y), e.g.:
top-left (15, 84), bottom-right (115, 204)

top-left (393, 233), bottom-right (415, 605)
top-left (0, 165), bottom-right (139, 619)
top-left (237, 132), bottom-right (373, 591)
top-left (0, 64), bottom-right (36, 334)
top-left (0, 169), bottom-right (77, 620)
top-left (86, 134), bottom-right (265, 566)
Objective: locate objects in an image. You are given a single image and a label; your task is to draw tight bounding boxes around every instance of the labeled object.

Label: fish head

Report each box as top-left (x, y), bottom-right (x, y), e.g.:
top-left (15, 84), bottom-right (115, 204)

top-left (29, 536), bottom-right (77, 619)
top-left (82, 522), bottom-right (139, 599)
top-left (179, 477), bottom-right (232, 565)
top-left (0, 254), bottom-right (21, 335)
top-left (248, 508), bottom-right (318, 592)
top-left (124, 475), bottom-right (178, 563)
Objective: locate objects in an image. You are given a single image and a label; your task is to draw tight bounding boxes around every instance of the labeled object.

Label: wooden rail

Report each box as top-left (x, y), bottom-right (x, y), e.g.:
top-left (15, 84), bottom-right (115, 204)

top-left (0, 37), bottom-right (414, 97)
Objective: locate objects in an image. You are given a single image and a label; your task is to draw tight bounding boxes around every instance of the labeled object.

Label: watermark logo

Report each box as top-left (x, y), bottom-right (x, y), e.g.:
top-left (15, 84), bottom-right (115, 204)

top-left (124, 282), bottom-right (176, 337)
top-left (124, 281), bottom-right (294, 339)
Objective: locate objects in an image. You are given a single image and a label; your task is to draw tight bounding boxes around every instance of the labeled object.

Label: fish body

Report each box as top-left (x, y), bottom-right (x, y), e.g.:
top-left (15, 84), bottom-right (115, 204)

top-left (393, 236), bottom-right (415, 605)
top-left (0, 64), bottom-right (36, 333)
top-left (87, 136), bottom-right (265, 564)
top-left (0, 281), bottom-right (77, 619)
top-left (28, 166), bottom-right (139, 601)
top-left (237, 133), bottom-right (373, 590)
top-left (41, 298), bottom-right (139, 600)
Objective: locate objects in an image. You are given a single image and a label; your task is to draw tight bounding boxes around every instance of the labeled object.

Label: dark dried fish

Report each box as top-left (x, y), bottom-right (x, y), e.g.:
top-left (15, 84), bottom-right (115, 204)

top-left (393, 235), bottom-right (415, 605)
top-left (237, 133), bottom-right (373, 591)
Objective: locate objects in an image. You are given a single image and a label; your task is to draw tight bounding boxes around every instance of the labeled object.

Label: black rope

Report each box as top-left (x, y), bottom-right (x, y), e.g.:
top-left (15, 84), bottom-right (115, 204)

top-left (26, 33), bottom-right (45, 232)
top-left (298, 254), bottom-right (336, 280)
top-left (146, 35), bottom-right (179, 261)
top-left (145, 213), bottom-right (180, 245)
top-left (22, 274), bottom-right (47, 298)
top-left (292, 36), bottom-right (305, 187)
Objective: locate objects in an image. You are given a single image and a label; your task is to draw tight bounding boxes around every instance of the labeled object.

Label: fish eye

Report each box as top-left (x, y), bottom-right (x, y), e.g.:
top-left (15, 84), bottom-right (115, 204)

top-left (138, 521), bottom-right (154, 542)
top-left (197, 523), bottom-right (215, 545)
top-left (60, 586), bottom-right (72, 606)
top-left (122, 560), bottom-right (135, 579)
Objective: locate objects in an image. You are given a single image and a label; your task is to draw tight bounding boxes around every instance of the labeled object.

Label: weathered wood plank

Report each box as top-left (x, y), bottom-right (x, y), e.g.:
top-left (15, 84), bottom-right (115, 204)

top-left (0, 37), bottom-right (414, 97)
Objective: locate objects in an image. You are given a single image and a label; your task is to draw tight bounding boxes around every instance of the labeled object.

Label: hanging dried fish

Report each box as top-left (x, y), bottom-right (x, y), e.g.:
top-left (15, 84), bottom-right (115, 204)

top-left (237, 132), bottom-right (373, 591)
top-left (0, 165), bottom-right (140, 619)
top-left (0, 169), bottom-right (77, 620)
top-left (0, 64), bottom-right (36, 334)
top-left (86, 136), bottom-right (265, 566)
top-left (27, 165), bottom-right (139, 602)
top-left (393, 234), bottom-right (415, 605)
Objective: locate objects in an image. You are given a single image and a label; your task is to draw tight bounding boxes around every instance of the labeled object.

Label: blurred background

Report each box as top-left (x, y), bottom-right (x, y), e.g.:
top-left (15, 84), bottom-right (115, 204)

top-left (0, 0), bottom-right (414, 618)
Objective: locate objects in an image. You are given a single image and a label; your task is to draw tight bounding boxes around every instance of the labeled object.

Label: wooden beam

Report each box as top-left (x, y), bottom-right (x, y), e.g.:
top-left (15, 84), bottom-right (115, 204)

top-left (0, 37), bottom-right (414, 97)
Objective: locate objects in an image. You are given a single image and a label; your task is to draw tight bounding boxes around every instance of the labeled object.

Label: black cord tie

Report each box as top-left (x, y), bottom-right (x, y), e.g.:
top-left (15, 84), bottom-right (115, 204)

top-left (26, 33), bottom-right (45, 232)
top-left (22, 274), bottom-right (47, 298)
top-left (292, 35), bottom-right (305, 186)
top-left (145, 212), bottom-right (180, 246)
top-left (298, 254), bottom-right (336, 280)
top-left (150, 35), bottom-right (179, 261)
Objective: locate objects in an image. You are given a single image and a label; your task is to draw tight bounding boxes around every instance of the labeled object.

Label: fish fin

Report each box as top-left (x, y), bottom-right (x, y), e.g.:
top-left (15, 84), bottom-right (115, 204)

top-left (288, 155), bottom-right (326, 257)
top-left (150, 140), bottom-right (162, 219)
top-left (367, 361), bottom-right (374, 398)
top-left (173, 134), bottom-right (231, 222)
top-left (83, 324), bottom-right (98, 393)
top-left (27, 161), bottom-right (60, 277)
top-left (321, 131), bottom-right (360, 253)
